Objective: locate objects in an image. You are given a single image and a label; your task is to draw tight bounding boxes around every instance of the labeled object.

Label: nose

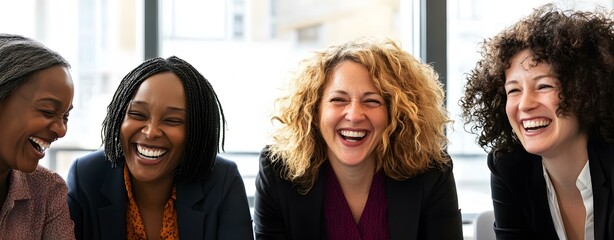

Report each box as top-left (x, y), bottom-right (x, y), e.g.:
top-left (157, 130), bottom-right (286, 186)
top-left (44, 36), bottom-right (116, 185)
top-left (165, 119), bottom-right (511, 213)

top-left (142, 121), bottom-right (163, 139)
top-left (49, 116), bottom-right (68, 138)
top-left (518, 90), bottom-right (538, 111)
top-left (345, 102), bottom-right (366, 122)
top-left (49, 118), bottom-right (68, 138)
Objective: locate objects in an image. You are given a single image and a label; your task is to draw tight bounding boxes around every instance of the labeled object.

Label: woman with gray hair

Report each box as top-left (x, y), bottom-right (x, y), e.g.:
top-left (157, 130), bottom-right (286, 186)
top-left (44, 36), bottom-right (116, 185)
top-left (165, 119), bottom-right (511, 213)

top-left (0, 33), bottom-right (75, 239)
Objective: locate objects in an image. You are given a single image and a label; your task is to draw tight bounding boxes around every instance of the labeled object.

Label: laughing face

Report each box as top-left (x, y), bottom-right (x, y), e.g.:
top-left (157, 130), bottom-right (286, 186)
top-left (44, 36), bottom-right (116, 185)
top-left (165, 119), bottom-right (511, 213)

top-left (504, 49), bottom-right (586, 158)
top-left (120, 72), bottom-right (186, 184)
top-left (318, 61), bottom-right (388, 169)
top-left (0, 66), bottom-right (74, 173)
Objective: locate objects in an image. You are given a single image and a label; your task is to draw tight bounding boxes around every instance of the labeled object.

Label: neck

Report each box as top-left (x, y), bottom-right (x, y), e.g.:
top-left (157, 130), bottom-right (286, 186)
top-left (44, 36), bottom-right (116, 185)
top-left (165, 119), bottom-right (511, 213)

top-left (329, 160), bottom-right (375, 195)
top-left (131, 176), bottom-right (174, 210)
top-left (542, 135), bottom-right (589, 187)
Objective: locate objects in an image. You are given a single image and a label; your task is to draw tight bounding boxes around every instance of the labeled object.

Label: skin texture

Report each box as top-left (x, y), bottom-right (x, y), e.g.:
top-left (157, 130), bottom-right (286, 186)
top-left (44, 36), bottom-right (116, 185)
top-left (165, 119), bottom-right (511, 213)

top-left (504, 49), bottom-right (587, 160)
top-left (0, 66), bottom-right (74, 174)
top-left (318, 60), bottom-right (388, 222)
top-left (121, 72), bottom-right (186, 185)
top-left (120, 72), bottom-right (186, 238)
top-left (319, 61), bottom-right (388, 170)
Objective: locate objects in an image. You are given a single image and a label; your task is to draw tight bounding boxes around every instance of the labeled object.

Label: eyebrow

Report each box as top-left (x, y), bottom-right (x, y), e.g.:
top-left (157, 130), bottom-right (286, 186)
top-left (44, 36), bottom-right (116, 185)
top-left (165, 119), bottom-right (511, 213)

top-left (129, 100), bottom-right (186, 112)
top-left (504, 74), bottom-right (557, 87)
top-left (36, 98), bottom-right (74, 112)
top-left (328, 90), bottom-right (382, 97)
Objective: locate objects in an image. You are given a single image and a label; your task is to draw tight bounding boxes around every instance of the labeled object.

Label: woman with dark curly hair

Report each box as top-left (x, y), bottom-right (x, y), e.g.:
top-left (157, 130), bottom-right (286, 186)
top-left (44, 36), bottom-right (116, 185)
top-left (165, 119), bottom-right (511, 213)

top-left (254, 38), bottom-right (462, 240)
top-left (460, 4), bottom-right (614, 240)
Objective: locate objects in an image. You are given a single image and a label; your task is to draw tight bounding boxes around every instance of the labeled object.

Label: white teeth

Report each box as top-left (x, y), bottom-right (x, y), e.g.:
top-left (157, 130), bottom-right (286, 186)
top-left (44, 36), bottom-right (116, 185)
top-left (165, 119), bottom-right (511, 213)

top-left (29, 137), bottom-right (50, 152)
top-left (340, 130), bottom-right (366, 138)
top-left (522, 119), bottom-right (551, 129)
top-left (136, 145), bottom-right (167, 158)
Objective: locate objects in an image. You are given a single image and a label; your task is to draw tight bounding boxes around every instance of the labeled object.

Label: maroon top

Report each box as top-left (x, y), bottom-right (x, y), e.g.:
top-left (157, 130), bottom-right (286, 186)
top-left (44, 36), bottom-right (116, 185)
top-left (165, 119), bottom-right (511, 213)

top-left (325, 166), bottom-right (389, 240)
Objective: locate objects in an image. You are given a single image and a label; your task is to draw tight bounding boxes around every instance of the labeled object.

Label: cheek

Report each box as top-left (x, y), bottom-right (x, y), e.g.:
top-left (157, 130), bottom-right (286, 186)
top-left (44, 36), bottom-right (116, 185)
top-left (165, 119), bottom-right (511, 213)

top-left (505, 99), bottom-right (516, 117)
top-left (165, 126), bottom-right (187, 148)
top-left (119, 120), bottom-right (135, 148)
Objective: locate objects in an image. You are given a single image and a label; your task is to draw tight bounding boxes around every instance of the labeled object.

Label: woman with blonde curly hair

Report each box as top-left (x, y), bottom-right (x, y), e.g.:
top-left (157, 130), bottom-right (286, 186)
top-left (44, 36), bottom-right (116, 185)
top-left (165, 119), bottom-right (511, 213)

top-left (461, 4), bottom-right (614, 239)
top-left (254, 37), bottom-right (462, 240)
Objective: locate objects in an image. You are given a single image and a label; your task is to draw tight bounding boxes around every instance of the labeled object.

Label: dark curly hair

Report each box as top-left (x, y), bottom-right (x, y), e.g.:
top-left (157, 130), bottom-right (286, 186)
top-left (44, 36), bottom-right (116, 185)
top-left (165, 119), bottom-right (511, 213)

top-left (460, 4), bottom-right (614, 157)
top-left (102, 56), bottom-right (226, 184)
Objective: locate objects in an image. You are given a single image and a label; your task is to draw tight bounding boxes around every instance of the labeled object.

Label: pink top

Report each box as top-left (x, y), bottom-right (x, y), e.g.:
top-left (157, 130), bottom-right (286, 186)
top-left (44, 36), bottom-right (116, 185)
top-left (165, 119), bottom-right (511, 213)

top-left (0, 166), bottom-right (75, 240)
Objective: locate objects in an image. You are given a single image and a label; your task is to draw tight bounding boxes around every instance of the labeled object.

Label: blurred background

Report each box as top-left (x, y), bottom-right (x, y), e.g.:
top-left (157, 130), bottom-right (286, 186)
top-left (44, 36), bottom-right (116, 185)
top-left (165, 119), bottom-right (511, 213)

top-left (1, 0), bottom-right (612, 239)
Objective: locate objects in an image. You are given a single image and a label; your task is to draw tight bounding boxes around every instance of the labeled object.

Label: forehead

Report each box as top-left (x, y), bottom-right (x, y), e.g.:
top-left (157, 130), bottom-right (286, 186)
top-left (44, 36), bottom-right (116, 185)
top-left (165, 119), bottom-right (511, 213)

top-left (505, 50), bottom-right (554, 79)
top-left (15, 66), bottom-right (74, 101)
top-left (131, 72), bottom-right (186, 107)
top-left (326, 61), bottom-right (376, 89)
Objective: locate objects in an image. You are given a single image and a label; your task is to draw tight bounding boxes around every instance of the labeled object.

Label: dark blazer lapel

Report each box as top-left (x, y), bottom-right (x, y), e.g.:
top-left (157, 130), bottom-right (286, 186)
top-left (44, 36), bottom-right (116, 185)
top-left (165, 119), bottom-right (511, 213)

top-left (176, 183), bottom-right (205, 239)
top-left (385, 177), bottom-right (418, 240)
top-left (524, 153), bottom-right (558, 238)
top-left (290, 165), bottom-right (326, 239)
top-left (588, 137), bottom-right (612, 240)
top-left (99, 166), bottom-right (127, 239)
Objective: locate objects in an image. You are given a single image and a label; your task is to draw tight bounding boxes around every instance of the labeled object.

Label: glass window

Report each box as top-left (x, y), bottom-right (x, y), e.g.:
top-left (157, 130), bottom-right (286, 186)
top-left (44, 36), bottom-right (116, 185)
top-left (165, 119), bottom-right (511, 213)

top-left (5, 1), bottom-right (612, 238)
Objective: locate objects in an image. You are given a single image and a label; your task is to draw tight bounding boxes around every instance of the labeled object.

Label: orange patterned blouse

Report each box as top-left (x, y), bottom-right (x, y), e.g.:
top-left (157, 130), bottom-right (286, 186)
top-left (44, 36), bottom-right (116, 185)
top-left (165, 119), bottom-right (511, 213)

top-left (124, 166), bottom-right (179, 239)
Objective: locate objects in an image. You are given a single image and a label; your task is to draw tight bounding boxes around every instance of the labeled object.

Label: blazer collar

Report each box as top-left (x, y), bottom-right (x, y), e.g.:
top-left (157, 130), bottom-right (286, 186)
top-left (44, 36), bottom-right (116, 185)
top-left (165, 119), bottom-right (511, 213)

top-left (524, 153), bottom-right (559, 237)
top-left (293, 163), bottom-right (327, 239)
top-left (99, 164), bottom-right (128, 239)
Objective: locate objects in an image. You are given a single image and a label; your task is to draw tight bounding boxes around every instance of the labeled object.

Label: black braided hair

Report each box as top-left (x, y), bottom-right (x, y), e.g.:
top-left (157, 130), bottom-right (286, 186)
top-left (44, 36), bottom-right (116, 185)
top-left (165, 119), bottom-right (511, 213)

top-left (102, 56), bottom-right (226, 184)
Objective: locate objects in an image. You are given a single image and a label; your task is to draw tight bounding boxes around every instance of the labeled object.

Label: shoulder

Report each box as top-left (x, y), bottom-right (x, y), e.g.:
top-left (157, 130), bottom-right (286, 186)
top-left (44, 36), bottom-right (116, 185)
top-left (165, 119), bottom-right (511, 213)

top-left (18, 166), bottom-right (67, 192)
top-left (207, 155), bottom-right (241, 180)
top-left (487, 148), bottom-right (540, 178)
top-left (31, 165), bottom-right (66, 183)
top-left (192, 155), bottom-right (242, 188)
top-left (257, 146), bottom-right (285, 179)
top-left (213, 155), bottom-right (239, 171)
top-left (67, 149), bottom-right (116, 188)
top-left (394, 161), bottom-right (454, 184)
top-left (69, 150), bottom-right (112, 174)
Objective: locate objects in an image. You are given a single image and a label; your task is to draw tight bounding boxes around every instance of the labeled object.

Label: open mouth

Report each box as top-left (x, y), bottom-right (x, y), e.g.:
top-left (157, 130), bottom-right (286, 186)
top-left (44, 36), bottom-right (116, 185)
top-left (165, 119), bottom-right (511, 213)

top-left (136, 144), bottom-right (168, 159)
top-left (29, 137), bottom-right (50, 153)
top-left (522, 119), bottom-right (551, 132)
top-left (339, 130), bottom-right (367, 142)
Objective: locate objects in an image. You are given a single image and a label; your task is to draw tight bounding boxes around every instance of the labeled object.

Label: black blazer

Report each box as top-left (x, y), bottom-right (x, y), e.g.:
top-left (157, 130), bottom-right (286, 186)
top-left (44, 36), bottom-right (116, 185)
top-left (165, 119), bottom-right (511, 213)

top-left (67, 150), bottom-right (254, 240)
top-left (488, 136), bottom-right (614, 239)
top-left (253, 148), bottom-right (463, 240)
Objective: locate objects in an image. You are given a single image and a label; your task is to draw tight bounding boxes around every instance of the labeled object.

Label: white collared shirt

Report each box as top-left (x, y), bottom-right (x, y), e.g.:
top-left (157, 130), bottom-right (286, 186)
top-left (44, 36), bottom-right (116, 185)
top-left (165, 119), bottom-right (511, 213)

top-left (543, 160), bottom-right (594, 240)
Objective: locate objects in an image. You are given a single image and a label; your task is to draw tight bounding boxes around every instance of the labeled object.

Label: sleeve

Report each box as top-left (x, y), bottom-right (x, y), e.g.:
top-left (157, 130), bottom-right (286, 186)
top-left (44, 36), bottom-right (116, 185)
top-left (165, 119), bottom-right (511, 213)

top-left (66, 159), bottom-right (84, 240)
top-left (253, 149), bottom-right (288, 240)
top-left (217, 160), bottom-right (255, 240)
top-left (419, 163), bottom-right (463, 240)
top-left (43, 173), bottom-right (76, 240)
top-left (487, 152), bottom-right (531, 239)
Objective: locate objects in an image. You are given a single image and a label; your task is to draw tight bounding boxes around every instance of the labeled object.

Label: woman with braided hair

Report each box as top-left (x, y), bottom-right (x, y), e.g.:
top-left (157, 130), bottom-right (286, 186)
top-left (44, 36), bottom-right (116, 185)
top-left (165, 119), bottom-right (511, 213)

top-left (67, 56), bottom-right (253, 239)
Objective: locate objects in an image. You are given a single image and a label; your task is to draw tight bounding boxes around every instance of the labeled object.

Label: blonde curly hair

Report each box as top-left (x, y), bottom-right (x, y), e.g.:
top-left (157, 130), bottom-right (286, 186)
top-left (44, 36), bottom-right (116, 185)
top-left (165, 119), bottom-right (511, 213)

top-left (269, 37), bottom-right (451, 193)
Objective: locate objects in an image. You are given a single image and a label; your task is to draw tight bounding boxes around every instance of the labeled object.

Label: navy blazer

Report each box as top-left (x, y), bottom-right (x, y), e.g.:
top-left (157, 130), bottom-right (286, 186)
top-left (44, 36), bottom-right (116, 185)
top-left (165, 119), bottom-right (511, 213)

top-left (253, 148), bottom-right (463, 240)
top-left (488, 136), bottom-right (614, 239)
top-left (67, 150), bottom-right (254, 240)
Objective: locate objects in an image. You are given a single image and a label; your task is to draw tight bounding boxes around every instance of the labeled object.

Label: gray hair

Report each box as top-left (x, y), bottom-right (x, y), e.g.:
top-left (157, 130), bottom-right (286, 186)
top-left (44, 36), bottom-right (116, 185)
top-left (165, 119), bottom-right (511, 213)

top-left (0, 33), bottom-right (70, 102)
